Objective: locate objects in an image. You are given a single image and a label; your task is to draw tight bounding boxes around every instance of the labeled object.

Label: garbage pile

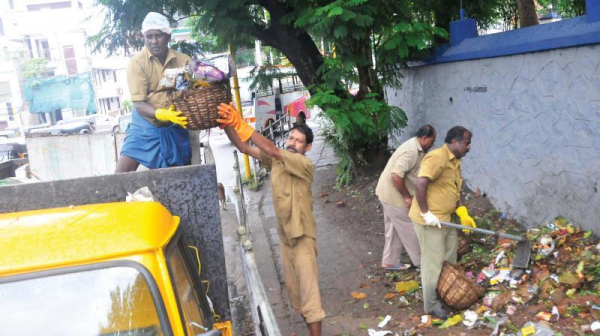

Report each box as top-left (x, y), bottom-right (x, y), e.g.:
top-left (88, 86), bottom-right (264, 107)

top-left (442, 215), bottom-right (600, 335)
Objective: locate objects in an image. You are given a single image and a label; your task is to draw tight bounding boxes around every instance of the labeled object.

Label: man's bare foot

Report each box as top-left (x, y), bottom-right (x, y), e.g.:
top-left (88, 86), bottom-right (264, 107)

top-left (290, 332), bottom-right (298, 336)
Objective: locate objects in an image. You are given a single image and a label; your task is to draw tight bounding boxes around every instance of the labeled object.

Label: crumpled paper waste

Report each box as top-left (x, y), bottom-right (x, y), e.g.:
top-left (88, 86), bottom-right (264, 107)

top-left (126, 187), bottom-right (157, 202)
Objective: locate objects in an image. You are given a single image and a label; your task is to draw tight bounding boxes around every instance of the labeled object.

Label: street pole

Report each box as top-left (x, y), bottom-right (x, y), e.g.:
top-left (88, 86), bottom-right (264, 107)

top-left (229, 45), bottom-right (252, 181)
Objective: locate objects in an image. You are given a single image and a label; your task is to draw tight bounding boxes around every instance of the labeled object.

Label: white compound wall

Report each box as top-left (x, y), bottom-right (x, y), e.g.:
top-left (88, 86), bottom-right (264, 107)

top-left (387, 44), bottom-right (600, 231)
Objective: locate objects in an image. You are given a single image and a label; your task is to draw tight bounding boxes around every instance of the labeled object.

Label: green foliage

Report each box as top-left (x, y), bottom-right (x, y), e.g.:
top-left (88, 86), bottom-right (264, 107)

top-left (537, 0), bottom-right (586, 18)
top-left (245, 62), bottom-right (297, 93)
top-left (90, 0), bottom-right (518, 184)
top-left (89, 0), bottom-right (256, 55)
top-left (292, 0), bottom-right (444, 184)
top-left (235, 49), bottom-right (255, 68)
top-left (21, 58), bottom-right (49, 79)
top-left (122, 100), bottom-right (133, 113)
top-left (169, 41), bottom-right (204, 57)
top-left (412, 0), bottom-right (519, 33)
top-left (310, 84), bottom-right (407, 187)
top-left (241, 171), bottom-right (263, 191)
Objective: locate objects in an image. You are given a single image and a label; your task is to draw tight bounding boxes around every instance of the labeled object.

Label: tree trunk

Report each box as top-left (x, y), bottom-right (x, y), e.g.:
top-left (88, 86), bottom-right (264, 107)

top-left (254, 0), bottom-right (325, 94)
top-left (516, 0), bottom-right (539, 28)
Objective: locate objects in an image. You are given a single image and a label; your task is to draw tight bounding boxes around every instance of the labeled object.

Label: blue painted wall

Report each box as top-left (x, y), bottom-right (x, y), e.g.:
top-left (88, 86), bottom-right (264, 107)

top-left (423, 1), bottom-right (600, 65)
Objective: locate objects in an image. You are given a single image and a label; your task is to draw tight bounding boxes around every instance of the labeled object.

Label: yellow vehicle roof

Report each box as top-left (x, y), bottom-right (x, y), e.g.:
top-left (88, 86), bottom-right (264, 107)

top-left (0, 202), bottom-right (179, 276)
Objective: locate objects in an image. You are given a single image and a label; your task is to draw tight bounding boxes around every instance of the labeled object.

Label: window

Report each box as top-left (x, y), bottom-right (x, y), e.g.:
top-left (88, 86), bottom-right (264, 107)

top-left (63, 45), bottom-right (77, 75)
top-left (25, 36), bottom-right (33, 58)
top-left (0, 266), bottom-right (166, 335)
top-left (113, 70), bottom-right (117, 82)
top-left (6, 102), bottom-right (13, 121)
top-left (0, 18), bottom-right (4, 37)
top-left (37, 39), bottom-right (50, 60)
top-left (8, 0), bottom-right (14, 9)
top-left (27, 2), bottom-right (71, 11)
top-left (167, 244), bottom-right (209, 335)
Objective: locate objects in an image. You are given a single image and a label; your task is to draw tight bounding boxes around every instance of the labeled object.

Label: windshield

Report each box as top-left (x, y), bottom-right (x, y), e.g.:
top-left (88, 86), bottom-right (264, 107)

top-left (0, 266), bottom-right (166, 336)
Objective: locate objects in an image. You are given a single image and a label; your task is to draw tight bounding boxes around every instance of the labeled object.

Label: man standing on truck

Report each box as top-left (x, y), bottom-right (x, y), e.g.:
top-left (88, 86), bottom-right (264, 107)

top-left (409, 126), bottom-right (477, 318)
top-left (115, 12), bottom-right (191, 173)
top-left (217, 103), bottom-right (326, 336)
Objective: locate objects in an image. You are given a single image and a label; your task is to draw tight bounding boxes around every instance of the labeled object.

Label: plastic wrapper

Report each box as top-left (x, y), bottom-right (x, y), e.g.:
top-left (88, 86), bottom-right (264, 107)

top-left (158, 54), bottom-right (231, 91)
top-left (126, 187), bottom-right (157, 202)
top-left (190, 60), bottom-right (227, 82)
top-left (520, 321), bottom-right (554, 336)
top-left (159, 66), bottom-right (188, 88)
top-left (462, 310), bottom-right (478, 328)
top-left (188, 55), bottom-right (231, 82)
top-left (439, 314), bottom-right (462, 329)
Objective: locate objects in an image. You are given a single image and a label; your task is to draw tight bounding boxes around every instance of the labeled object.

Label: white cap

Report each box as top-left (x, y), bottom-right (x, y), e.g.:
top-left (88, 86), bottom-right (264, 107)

top-left (141, 12), bottom-right (172, 35)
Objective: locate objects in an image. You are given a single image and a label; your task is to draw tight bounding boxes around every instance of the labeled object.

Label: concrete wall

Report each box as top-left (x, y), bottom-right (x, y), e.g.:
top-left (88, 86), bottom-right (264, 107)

top-left (27, 130), bottom-right (205, 181)
top-left (387, 44), bottom-right (600, 231)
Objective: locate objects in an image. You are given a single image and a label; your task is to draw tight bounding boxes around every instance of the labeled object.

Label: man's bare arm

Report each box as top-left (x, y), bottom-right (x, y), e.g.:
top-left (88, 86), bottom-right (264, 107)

top-left (223, 126), bottom-right (283, 162)
top-left (248, 131), bottom-right (283, 162)
top-left (415, 177), bottom-right (431, 213)
top-left (224, 127), bottom-right (261, 160)
top-left (391, 173), bottom-right (413, 207)
top-left (133, 102), bottom-right (157, 119)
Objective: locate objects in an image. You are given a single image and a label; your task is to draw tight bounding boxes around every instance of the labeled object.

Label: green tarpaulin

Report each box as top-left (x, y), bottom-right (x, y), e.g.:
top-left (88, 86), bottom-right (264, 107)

top-left (24, 73), bottom-right (96, 114)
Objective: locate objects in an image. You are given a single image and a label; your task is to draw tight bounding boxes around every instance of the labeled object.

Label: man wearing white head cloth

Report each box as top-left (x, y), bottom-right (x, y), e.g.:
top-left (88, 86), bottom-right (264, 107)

top-left (116, 12), bottom-right (193, 172)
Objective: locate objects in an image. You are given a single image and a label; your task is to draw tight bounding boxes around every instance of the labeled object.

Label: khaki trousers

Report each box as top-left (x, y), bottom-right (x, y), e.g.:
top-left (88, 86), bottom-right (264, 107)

top-left (280, 235), bottom-right (326, 323)
top-left (413, 222), bottom-right (457, 313)
top-left (381, 203), bottom-right (421, 267)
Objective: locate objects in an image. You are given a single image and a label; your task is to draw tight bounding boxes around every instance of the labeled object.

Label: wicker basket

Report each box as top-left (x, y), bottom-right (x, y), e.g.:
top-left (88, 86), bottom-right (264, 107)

top-left (171, 80), bottom-right (232, 130)
top-left (457, 232), bottom-right (472, 259)
top-left (436, 261), bottom-right (485, 310)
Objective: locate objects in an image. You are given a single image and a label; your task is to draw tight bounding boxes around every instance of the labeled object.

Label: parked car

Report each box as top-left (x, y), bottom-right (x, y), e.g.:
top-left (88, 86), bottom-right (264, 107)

top-left (23, 123), bottom-right (52, 135)
top-left (0, 127), bottom-right (20, 139)
top-left (29, 121), bottom-right (92, 136)
top-left (57, 115), bottom-right (119, 133)
top-left (92, 115), bottom-right (119, 133)
top-left (0, 138), bottom-right (27, 162)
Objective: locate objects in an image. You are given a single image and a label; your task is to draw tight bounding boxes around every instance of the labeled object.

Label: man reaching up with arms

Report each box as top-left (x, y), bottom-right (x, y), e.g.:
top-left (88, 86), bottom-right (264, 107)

top-left (217, 103), bottom-right (326, 336)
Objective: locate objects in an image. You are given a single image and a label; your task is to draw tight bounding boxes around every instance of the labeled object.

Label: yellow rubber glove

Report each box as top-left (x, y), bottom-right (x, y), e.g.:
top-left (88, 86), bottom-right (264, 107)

top-left (216, 102), bottom-right (254, 141)
top-left (155, 105), bottom-right (188, 128)
top-left (456, 206), bottom-right (476, 233)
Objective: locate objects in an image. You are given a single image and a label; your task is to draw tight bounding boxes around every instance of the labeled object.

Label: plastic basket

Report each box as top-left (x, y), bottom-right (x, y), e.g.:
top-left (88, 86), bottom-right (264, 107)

top-left (436, 261), bottom-right (485, 310)
top-left (171, 80), bottom-right (232, 130)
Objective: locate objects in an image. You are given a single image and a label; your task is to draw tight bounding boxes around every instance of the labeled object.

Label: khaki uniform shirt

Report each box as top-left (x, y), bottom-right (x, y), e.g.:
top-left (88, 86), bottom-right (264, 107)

top-left (260, 150), bottom-right (316, 246)
top-left (409, 144), bottom-right (463, 225)
top-left (127, 47), bottom-right (191, 125)
top-left (375, 137), bottom-right (424, 210)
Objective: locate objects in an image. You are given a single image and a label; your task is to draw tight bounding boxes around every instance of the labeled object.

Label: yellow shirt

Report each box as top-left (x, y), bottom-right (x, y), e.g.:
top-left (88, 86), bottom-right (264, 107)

top-left (375, 137), bottom-right (424, 210)
top-left (260, 149), bottom-right (316, 246)
top-left (409, 144), bottom-right (463, 225)
top-left (127, 47), bottom-right (191, 125)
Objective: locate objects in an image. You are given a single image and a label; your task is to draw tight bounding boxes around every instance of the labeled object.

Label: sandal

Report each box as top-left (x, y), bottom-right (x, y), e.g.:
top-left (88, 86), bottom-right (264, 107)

top-left (383, 263), bottom-right (411, 270)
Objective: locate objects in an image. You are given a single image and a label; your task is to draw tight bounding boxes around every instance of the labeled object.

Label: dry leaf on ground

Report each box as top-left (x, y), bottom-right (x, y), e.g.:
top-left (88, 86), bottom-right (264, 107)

top-left (350, 292), bottom-right (366, 300)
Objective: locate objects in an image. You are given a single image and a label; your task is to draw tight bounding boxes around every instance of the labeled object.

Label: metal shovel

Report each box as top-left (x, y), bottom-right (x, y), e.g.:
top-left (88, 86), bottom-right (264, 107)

top-left (440, 221), bottom-right (532, 269)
